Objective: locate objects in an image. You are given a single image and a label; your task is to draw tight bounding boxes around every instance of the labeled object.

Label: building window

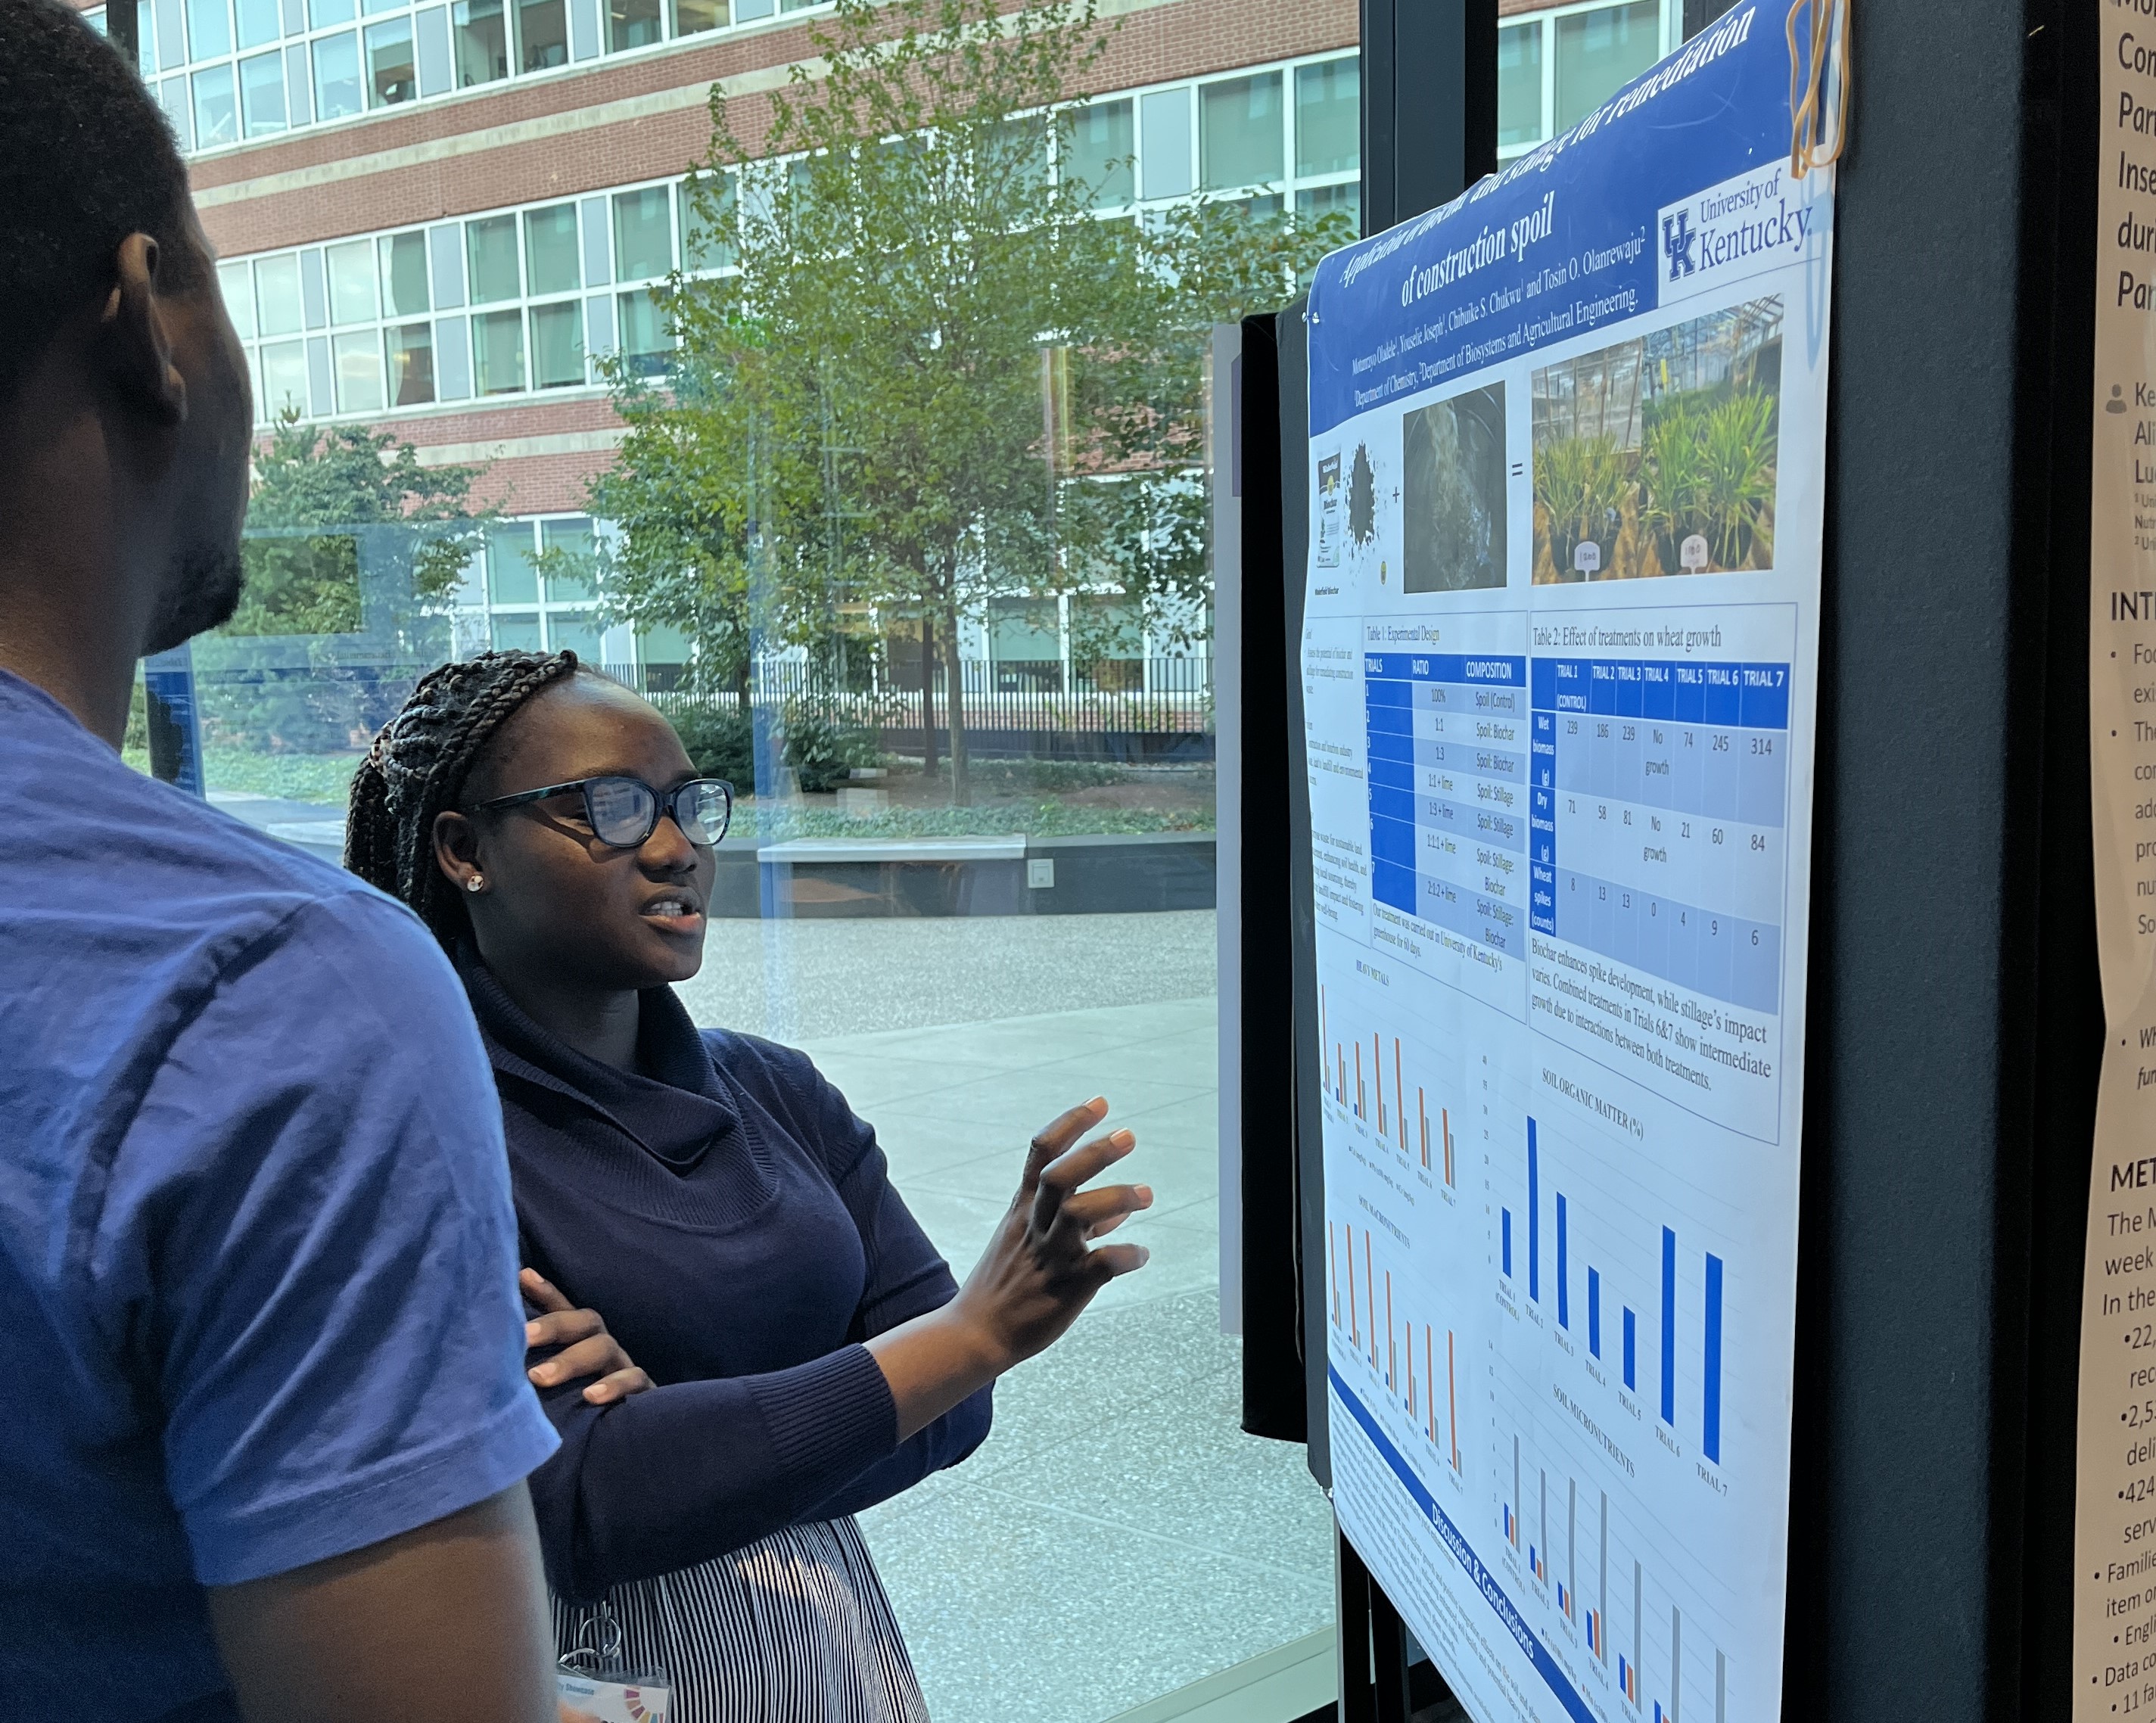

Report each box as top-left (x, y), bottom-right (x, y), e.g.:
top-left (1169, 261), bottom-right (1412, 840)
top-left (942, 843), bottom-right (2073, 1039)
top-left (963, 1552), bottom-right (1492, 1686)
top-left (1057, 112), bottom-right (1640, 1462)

top-left (1065, 98), bottom-right (1134, 208)
top-left (1501, 0), bottom-right (1676, 159)
top-left (1293, 58), bottom-right (1358, 179)
top-left (1198, 70), bottom-right (1283, 192)
top-left (216, 51), bottom-right (1370, 427)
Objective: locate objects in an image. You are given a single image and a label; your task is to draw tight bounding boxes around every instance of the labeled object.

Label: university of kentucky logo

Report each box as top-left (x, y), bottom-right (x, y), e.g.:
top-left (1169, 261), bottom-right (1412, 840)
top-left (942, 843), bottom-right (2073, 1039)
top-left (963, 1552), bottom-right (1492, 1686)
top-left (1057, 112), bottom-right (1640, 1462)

top-left (1662, 210), bottom-right (1698, 281)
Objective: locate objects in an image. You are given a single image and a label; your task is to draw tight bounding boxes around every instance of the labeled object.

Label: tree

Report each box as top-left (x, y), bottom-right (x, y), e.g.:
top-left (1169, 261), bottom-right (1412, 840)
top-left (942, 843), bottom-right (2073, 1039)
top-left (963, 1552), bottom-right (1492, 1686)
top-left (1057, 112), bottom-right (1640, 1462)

top-left (200, 414), bottom-right (492, 752)
top-left (594, 0), bottom-right (1348, 801)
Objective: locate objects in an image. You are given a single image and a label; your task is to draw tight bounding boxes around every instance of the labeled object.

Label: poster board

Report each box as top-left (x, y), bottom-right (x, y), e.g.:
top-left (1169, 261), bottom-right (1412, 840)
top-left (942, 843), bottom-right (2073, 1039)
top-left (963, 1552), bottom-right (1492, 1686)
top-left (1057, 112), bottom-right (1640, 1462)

top-left (1299, 12), bottom-right (1832, 1720)
top-left (2073, 9), bottom-right (2156, 1713)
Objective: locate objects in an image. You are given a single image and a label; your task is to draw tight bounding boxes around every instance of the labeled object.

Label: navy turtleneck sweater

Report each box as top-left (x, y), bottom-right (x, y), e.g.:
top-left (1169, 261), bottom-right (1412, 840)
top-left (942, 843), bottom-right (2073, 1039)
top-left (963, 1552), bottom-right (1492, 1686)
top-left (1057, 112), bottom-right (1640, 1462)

top-left (459, 956), bottom-right (993, 1603)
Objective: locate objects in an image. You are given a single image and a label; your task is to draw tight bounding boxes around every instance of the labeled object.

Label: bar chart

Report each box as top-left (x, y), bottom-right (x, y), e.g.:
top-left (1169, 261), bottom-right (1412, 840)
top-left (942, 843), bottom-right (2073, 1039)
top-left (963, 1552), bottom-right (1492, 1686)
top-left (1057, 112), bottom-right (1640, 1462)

top-left (1327, 1220), bottom-right (1464, 1479)
top-left (1318, 984), bottom-right (1460, 1190)
top-left (1505, 1115), bottom-right (1731, 1466)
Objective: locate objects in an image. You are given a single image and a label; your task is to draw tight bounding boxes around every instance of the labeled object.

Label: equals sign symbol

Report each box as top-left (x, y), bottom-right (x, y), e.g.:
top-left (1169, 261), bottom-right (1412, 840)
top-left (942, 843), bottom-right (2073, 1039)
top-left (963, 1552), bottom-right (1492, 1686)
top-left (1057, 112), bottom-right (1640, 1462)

top-left (1511, 462), bottom-right (1525, 477)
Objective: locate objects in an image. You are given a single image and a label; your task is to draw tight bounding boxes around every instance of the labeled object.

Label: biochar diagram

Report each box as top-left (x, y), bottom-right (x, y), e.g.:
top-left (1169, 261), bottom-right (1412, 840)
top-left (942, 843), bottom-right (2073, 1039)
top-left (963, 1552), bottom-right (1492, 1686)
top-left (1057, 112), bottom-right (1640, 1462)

top-left (1349, 443), bottom-right (1377, 547)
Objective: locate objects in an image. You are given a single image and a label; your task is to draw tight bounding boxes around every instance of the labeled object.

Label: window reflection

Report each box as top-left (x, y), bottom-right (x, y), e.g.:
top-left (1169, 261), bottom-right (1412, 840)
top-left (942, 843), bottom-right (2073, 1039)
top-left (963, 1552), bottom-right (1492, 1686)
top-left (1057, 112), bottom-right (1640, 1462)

top-left (185, 0), bottom-right (230, 59)
top-left (313, 31), bottom-right (362, 119)
top-left (453, 0), bottom-right (509, 86)
top-left (467, 216), bottom-right (522, 303)
top-left (1554, 0), bottom-right (1658, 131)
top-left (366, 16), bottom-right (415, 105)
top-left (1498, 21), bottom-right (1544, 148)
top-left (1293, 58), bottom-right (1358, 177)
top-left (528, 303), bottom-right (583, 389)
top-left (238, 49), bottom-right (285, 136)
top-left (609, 0), bottom-right (661, 49)
top-left (1064, 98), bottom-right (1133, 207)
top-left (384, 322), bottom-right (436, 405)
top-left (1199, 70), bottom-right (1283, 191)
top-left (192, 63), bottom-right (238, 147)
top-left (517, 0), bottom-right (567, 70)
top-left (473, 308), bottom-right (527, 393)
top-left (524, 204), bottom-right (583, 296)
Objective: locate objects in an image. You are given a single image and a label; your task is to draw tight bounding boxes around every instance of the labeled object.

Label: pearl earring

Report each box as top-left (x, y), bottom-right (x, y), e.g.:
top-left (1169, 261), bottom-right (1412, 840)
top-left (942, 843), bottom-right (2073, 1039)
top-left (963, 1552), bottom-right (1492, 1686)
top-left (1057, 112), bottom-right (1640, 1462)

top-left (466, 875), bottom-right (485, 892)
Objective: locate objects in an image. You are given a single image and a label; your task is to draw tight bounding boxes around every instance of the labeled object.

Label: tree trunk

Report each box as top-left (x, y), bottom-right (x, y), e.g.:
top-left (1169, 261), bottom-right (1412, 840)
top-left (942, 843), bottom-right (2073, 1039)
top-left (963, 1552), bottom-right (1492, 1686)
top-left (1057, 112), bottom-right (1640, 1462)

top-left (919, 614), bottom-right (938, 777)
top-left (939, 603), bottom-right (969, 806)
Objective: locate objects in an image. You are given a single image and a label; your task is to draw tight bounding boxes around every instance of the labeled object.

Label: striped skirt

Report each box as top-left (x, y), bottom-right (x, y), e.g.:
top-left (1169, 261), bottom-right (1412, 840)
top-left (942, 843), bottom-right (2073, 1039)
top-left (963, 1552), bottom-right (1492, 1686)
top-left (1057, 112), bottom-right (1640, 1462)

top-left (551, 1516), bottom-right (929, 1723)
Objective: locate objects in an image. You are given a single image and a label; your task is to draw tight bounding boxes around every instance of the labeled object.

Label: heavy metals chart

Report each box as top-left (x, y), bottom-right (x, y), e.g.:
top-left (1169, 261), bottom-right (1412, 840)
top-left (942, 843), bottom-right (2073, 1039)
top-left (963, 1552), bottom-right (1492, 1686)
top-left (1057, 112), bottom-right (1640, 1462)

top-left (1299, 14), bottom-right (1832, 1723)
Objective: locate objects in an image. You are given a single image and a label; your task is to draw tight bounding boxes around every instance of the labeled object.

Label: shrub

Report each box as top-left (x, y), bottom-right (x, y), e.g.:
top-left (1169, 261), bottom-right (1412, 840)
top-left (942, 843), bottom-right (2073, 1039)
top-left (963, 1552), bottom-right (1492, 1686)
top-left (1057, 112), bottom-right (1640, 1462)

top-left (663, 697), bottom-right (755, 788)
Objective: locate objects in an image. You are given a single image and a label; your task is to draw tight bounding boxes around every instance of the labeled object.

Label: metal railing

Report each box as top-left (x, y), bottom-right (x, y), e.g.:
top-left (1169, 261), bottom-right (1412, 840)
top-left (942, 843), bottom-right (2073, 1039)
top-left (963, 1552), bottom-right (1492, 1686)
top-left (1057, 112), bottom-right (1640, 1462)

top-left (602, 655), bottom-right (1214, 738)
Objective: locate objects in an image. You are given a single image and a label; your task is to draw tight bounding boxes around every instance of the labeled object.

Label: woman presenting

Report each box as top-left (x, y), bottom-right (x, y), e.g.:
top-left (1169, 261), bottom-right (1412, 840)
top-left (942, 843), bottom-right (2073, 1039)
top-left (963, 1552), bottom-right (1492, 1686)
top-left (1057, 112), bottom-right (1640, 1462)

top-left (346, 650), bottom-right (1151, 1722)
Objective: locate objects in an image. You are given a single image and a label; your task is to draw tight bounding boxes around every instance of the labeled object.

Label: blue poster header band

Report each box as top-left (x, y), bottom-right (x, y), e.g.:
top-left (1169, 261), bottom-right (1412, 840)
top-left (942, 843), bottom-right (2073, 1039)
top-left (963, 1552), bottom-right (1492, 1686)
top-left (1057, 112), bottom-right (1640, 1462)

top-left (1304, 3), bottom-right (1818, 439)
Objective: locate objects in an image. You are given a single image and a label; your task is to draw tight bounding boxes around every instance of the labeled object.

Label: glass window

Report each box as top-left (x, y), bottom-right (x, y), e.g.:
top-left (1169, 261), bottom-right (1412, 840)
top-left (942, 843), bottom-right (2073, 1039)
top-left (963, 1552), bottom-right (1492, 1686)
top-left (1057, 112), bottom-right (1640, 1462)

top-left (670, 0), bottom-right (721, 34)
top-left (548, 613), bottom-right (605, 659)
top-left (258, 339), bottom-right (308, 418)
top-left (327, 239), bottom-right (378, 325)
top-left (380, 232), bottom-right (431, 316)
top-left (310, 0), bottom-right (353, 23)
top-left (1064, 98), bottom-right (1133, 208)
top-left (679, 174), bottom-right (736, 271)
top-left (466, 215), bottom-right (521, 303)
top-left (217, 260), bottom-right (256, 339)
top-left (332, 330), bottom-right (384, 412)
top-left (1555, 0), bottom-right (1660, 131)
top-left (473, 306), bottom-right (526, 393)
top-left (234, 0), bottom-right (278, 46)
top-left (988, 116), bottom-right (1050, 201)
top-left (254, 253), bottom-right (303, 335)
top-left (492, 611), bottom-right (543, 650)
top-left (238, 51), bottom-right (287, 137)
top-left (524, 204), bottom-right (582, 296)
top-left (1499, 21), bottom-right (1545, 148)
top-left (1199, 70), bottom-right (1283, 191)
top-left (486, 522), bottom-right (539, 603)
top-left (363, 0), bottom-right (402, 14)
top-left (541, 516), bottom-right (596, 600)
top-left (1294, 58), bottom-right (1358, 178)
top-left (1296, 181), bottom-right (1360, 230)
top-left (155, 76), bottom-right (193, 151)
top-left (990, 596), bottom-right (1059, 661)
top-left (616, 288), bottom-right (669, 375)
top-left (313, 31), bottom-right (362, 120)
top-left (453, 0), bottom-right (508, 86)
top-left (185, 0), bottom-right (231, 61)
top-left (516, 0), bottom-right (566, 70)
top-left (529, 302), bottom-right (583, 389)
top-left (1138, 86), bottom-right (1191, 199)
top-left (608, 0), bottom-right (660, 50)
top-left (192, 64), bottom-right (238, 149)
top-left (611, 188), bottom-right (673, 283)
top-left (366, 16), bottom-right (416, 106)
top-left (385, 322), bottom-right (436, 405)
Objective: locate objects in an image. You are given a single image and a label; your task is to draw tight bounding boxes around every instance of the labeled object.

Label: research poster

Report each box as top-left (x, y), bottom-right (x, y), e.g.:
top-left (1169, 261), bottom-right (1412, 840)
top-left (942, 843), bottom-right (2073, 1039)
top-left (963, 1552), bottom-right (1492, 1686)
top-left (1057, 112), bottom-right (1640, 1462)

top-left (1301, 14), bottom-right (1831, 1721)
top-left (2073, 10), bottom-right (2156, 1715)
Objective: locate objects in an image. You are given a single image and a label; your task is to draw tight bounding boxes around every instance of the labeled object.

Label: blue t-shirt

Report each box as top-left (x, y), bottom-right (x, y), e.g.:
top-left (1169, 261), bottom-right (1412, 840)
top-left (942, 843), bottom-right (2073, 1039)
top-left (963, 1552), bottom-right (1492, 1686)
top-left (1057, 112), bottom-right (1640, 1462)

top-left (0, 670), bottom-right (559, 1721)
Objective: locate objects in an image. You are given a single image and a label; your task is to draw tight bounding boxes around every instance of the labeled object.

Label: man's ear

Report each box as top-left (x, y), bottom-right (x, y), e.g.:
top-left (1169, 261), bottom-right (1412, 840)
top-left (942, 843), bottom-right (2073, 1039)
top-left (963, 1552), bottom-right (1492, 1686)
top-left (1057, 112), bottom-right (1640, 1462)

top-left (101, 233), bottom-right (188, 427)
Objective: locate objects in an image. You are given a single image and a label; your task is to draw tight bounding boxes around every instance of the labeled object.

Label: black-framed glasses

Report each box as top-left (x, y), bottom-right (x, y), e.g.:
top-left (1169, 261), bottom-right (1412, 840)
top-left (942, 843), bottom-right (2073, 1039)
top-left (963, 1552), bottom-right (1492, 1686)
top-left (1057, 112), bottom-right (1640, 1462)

top-left (468, 775), bottom-right (735, 850)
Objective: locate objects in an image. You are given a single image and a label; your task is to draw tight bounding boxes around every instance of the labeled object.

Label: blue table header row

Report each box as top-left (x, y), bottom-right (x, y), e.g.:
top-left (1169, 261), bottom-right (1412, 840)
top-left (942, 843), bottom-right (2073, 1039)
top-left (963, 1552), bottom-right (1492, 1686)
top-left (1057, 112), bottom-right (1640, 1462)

top-left (1529, 657), bottom-right (1790, 729)
top-left (1364, 653), bottom-right (1528, 686)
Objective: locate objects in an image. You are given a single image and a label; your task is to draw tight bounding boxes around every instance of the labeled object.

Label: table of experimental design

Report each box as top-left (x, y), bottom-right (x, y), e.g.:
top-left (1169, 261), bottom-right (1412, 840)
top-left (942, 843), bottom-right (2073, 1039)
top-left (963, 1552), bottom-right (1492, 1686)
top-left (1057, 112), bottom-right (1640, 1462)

top-left (1364, 652), bottom-right (1791, 1014)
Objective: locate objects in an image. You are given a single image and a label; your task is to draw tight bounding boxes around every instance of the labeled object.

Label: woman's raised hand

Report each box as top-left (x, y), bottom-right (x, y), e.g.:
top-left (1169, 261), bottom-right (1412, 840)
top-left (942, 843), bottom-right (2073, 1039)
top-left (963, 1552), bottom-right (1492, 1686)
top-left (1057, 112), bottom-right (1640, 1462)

top-left (521, 1267), bottom-right (655, 1405)
top-left (948, 1097), bottom-right (1153, 1372)
top-left (866, 1097), bottom-right (1151, 1440)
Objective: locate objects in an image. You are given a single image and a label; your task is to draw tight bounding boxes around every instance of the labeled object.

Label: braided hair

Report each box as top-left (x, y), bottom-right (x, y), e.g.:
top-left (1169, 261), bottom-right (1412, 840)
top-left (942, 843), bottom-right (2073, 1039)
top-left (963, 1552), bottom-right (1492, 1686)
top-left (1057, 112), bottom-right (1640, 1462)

top-left (346, 648), bottom-right (582, 945)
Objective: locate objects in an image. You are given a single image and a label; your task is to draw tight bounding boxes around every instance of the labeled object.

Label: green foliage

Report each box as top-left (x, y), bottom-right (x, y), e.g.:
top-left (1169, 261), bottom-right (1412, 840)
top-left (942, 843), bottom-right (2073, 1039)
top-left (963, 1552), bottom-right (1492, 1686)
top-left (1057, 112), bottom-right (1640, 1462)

top-left (590, 0), bottom-right (1343, 799)
top-left (660, 695), bottom-right (757, 786)
top-left (653, 694), bottom-right (882, 793)
top-left (201, 413), bottom-right (495, 754)
top-left (233, 413), bottom-right (493, 630)
top-left (1639, 390), bottom-right (1777, 572)
top-left (1534, 434), bottom-right (1629, 575)
top-left (782, 705), bottom-right (882, 792)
